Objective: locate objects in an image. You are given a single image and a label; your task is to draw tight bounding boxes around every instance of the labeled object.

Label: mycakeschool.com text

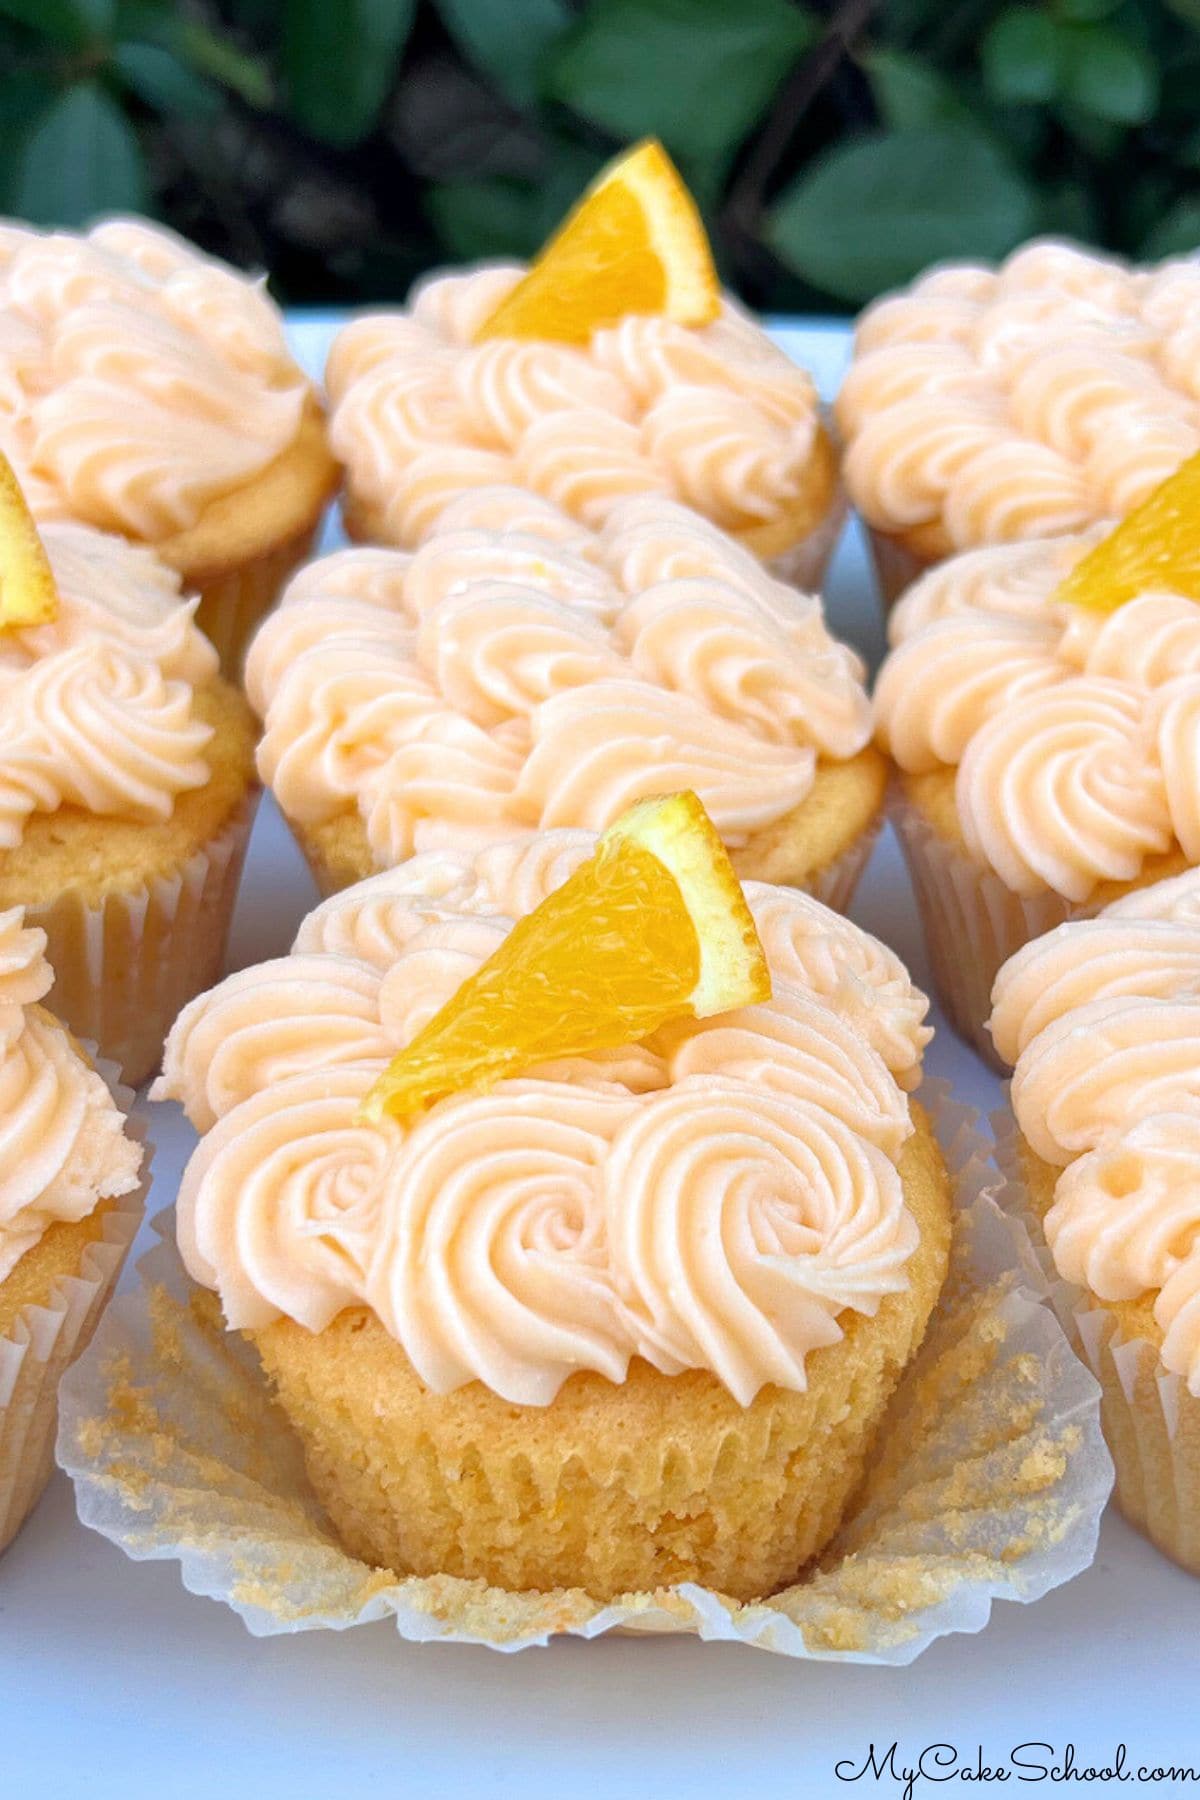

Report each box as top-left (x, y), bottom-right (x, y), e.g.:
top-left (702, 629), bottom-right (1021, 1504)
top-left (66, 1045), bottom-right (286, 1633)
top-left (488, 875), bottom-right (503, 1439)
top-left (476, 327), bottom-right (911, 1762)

top-left (833, 1744), bottom-right (1200, 1799)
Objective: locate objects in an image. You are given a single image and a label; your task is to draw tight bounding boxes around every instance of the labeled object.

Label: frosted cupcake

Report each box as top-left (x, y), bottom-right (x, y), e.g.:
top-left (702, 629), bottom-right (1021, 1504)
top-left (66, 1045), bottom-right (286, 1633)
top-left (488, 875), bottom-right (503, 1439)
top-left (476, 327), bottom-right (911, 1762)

top-left (245, 489), bottom-right (883, 906)
top-left (0, 216), bottom-right (339, 672)
top-left (991, 868), bottom-right (1200, 1574)
top-left (836, 240), bottom-right (1200, 603)
top-left (1, 513), bottom-right (258, 1083)
top-left (874, 531), bottom-right (1200, 1062)
top-left (0, 908), bottom-right (145, 1555)
top-left (325, 145), bottom-right (841, 589)
top-left (155, 821), bottom-right (944, 1601)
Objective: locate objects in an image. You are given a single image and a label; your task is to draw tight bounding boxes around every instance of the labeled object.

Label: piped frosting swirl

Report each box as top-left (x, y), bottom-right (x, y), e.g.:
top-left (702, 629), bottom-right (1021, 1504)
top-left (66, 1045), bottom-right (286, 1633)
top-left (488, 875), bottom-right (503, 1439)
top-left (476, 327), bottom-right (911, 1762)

top-left (0, 907), bottom-right (142, 1283)
top-left (0, 217), bottom-right (309, 540)
top-left (876, 532), bottom-right (1200, 899)
top-left (0, 522), bottom-right (216, 849)
top-left (246, 490), bottom-right (870, 858)
top-left (327, 268), bottom-right (828, 547)
top-left (159, 836), bottom-right (931, 1407)
top-left (991, 866), bottom-right (1200, 1394)
top-left (838, 240), bottom-right (1200, 551)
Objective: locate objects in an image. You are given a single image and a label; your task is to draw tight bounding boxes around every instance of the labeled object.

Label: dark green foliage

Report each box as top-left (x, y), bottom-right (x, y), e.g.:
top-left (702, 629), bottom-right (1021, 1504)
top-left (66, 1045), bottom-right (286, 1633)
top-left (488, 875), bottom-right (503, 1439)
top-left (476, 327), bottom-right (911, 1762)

top-left (0, 0), bottom-right (1194, 309)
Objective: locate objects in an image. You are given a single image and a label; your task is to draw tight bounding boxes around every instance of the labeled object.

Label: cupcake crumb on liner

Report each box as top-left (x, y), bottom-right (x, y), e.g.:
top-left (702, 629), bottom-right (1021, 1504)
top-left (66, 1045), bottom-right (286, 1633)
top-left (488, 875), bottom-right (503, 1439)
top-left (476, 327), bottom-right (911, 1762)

top-left (56, 1084), bottom-right (1112, 1660)
top-left (992, 1108), bottom-right (1200, 1577)
top-left (28, 792), bottom-right (260, 1089)
top-left (1, 1052), bottom-right (149, 1557)
top-left (890, 785), bottom-right (1087, 1071)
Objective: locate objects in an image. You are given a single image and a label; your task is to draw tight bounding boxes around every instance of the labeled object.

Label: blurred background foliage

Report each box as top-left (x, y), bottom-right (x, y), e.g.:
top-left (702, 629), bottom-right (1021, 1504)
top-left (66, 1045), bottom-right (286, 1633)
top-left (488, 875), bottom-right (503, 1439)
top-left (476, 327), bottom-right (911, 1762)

top-left (0, 0), bottom-right (1197, 310)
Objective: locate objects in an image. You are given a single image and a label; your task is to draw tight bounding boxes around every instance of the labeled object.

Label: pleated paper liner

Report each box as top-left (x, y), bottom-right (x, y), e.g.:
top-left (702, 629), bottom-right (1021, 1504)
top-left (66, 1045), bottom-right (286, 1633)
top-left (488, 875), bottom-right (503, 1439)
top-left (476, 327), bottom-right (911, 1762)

top-left (1, 1050), bottom-right (150, 1557)
top-left (57, 1084), bottom-right (1112, 1660)
top-left (192, 521), bottom-right (322, 683)
top-left (25, 792), bottom-right (259, 1089)
top-left (890, 785), bottom-right (1095, 1072)
top-left (868, 527), bottom-right (936, 611)
top-left (993, 1109), bottom-right (1200, 1578)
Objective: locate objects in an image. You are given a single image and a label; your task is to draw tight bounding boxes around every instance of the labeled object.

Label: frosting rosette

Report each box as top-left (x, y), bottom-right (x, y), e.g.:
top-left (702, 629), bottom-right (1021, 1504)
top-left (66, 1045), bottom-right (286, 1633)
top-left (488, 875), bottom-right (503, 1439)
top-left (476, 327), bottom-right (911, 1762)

top-left (0, 217), bottom-right (308, 540)
top-left (838, 239), bottom-right (1200, 553)
top-left (0, 519), bottom-right (217, 850)
top-left (328, 270), bottom-right (829, 550)
top-left (0, 906), bottom-right (141, 1282)
top-left (876, 533), bottom-right (1200, 900)
top-left (159, 835), bottom-right (932, 1407)
top-left (990, 865), bottom-right (1200, 1395)
top-left (246, 489), bottom-right (871, 860)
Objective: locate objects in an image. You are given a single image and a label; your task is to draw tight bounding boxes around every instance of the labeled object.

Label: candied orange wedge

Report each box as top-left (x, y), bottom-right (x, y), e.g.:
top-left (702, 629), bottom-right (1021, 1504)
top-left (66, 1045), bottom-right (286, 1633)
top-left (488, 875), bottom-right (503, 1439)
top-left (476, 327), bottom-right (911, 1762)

top-left (0, 451), bottom-right (58, 628)
top-left (474, 138), bottom-right (720, 347)
top-left (359, 791), bottom-right (770, 1124)
top-left (1057, 448), bottom-right (1200, 614)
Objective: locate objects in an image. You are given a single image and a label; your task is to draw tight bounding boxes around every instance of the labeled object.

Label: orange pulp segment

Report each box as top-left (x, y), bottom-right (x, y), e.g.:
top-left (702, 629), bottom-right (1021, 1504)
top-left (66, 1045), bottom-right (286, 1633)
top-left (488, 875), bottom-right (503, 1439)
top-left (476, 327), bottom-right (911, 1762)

top-left (474, 139), bottom-right (721, 347)
top-left (359, 790), bottom-right (770, 1124)
top-left (1056, 448), bottom-right (1200, 614)
top-left (0, 451), bottom-right (57, 628)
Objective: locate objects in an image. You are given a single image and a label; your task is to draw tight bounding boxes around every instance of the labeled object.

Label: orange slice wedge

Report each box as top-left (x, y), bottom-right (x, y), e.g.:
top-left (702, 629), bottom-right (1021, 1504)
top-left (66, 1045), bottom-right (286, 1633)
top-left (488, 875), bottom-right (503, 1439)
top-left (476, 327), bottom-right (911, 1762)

top-left (1056, 448), bottom-right (1200, 614)
top-left (360, 790), bottom-right (769, 1124)
top-left (0, 451), bottom-right (58, 628)
top-left (474, 139), bottom-right (721, 347)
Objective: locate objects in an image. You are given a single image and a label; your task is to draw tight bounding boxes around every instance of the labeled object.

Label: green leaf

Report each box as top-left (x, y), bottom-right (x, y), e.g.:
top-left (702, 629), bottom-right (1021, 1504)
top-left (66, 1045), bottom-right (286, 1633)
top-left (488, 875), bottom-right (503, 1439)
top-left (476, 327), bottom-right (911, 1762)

top-left (861, 49), bottom-right (970, 129)
top-left (114, 3), bottom-right (272, 107)
top-left (435, 0), bottom-right (571, 106)
top-left (112, 43), bottom-right (223, 118)
top-left (1053, 0), bottom-right (1118, 18)
top-left (1058, 24), bottom-right (1158, 123)
top-left (982, 8), bottom-right (1061, 105)
top-left (428, 147), bottom-right (604, 260)
top-left (284, 0), bottom-right (415, 146)
top-left (766, 126), bottom-right (1036, 306)
top-left (549, 0), bottom-right (816, 171)
top-left (1141, 196), bottom-right (1200, 261)
top-left (13, 82), bottom-right (147, 225)
top-left (0, 0), bottom-right (111, 47)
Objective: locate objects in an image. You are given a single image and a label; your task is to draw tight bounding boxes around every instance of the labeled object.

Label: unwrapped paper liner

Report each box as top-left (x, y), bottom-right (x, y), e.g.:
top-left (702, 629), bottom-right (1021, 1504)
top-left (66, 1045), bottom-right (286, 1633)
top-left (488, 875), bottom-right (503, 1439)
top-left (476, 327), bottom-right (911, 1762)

top-left (891, 783), bottom-right (1097, 1072)
top-left (993, 1108), bottom-right (1200, 1576)
top-left (57, 1083), bottom-right (1111, 1658)
top-left (868, 526), bottom-right (936, 610)
top-left (26, 791), bottom-right (260, 1088)
top-left (1, 1049), bottom-right (149, 1554)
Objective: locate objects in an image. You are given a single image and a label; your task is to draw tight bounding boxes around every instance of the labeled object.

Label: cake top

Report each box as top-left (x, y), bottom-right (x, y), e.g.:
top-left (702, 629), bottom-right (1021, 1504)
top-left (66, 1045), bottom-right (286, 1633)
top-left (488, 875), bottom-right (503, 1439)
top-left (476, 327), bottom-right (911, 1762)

top-left (325, 265), bottom-right (826, 547)
top-left (991, 867), bottom-right (1200, 1396)
top-left (245, 488), bottom-right (871, 864)
top-left (837, 239), bottom-right (1200, 554)
top-left (0, 907), bottom-right (141, 1283)
top-left (0, 519), bottom-right (218, 849)
top-left (874, 532), bottom-right (1200, 901)
top-left (0, 216), bottom-right (308, 541)
top-left (156, 834), bottom-right (931, 1407)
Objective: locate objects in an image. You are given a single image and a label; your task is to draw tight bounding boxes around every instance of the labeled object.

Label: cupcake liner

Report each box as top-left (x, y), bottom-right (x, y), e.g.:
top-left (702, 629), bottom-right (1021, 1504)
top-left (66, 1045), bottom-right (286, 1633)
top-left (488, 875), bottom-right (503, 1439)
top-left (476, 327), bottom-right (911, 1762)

top-left (993, 1109), bottom-right (1200, 1576)
top-left (57, 1083), bottom-right (1111, 1661)
top-left (0, 1051), bottom-right (149, 1557)
top-left (891, 785), bottom-right (1088, 1071)
top-left (868, 528), bottom-right (936, 610)
top-left (193, 523), bottom-right (321, 681)
top-left (796, 813), bottom-right (882, 914)
top-left (28, 791), bottom-right (259, 1089)
top-left (762, 493), bottom-right (847, 592)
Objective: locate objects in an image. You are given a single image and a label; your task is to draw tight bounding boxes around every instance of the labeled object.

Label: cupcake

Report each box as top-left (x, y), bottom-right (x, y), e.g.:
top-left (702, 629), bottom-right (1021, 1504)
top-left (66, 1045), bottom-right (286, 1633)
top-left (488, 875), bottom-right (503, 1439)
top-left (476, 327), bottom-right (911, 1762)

top-left (244, 488), bottom-right (885, 907)
top-left (325, 145), bottom-right (842, 589)
top-left (990, 868), bottom-right (1200, 1574)
top-left (836, 239), bottom-right (1200, 604)
top-left (1, 512), bottom-right (259, 1083)
top-left (154, 821), bottom-right (944, 1601)
top-left (874, 530), bottom-right (1200, 1063)
top-left (0, 216), bottom-right (339, 673)
top-left (0, 907), bottom-right (145, 1555)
